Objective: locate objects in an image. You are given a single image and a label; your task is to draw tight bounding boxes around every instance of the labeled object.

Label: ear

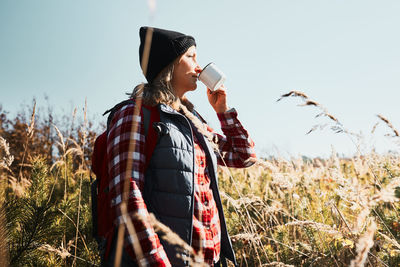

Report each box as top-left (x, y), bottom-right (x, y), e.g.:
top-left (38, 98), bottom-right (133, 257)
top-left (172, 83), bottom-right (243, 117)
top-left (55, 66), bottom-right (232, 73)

top-left (174, 54), bottom-right (183, 65)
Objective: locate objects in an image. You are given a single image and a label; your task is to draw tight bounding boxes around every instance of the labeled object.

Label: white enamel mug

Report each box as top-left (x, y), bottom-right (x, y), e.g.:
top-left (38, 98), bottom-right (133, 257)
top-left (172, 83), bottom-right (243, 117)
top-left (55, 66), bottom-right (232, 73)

top-left (198, 62), bottom-right (226, 91)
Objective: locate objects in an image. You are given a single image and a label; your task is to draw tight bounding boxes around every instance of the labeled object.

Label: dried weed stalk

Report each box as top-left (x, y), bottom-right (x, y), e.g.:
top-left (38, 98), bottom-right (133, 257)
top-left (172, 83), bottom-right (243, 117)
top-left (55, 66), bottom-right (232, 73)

top-left (262, 262), bottom-right (295, 267)
top-left (231, 233), bottom-right (262, 242)
top-left (8, 176), bottom-right (31, 197)
top-left (349, 220), bottom-right (377, 267)
top-left (0, 136), bottom-right (14, 172)
top-left (18, 101), bottom-right (36, 179)
top-left (377, 114), bottom-right (400, 137)
top-left (114, 27), bottom-right (153, 266)
top-left (277, 90), bottom-right (341, 135)
top-left (39, 243), bottom-right (98, 266)
top-left (276, 90), bottom-right (308, 102)
top-left (147, 214), bottom-right (207, 266)
top-left (283, 220), bottom-right (342, 237)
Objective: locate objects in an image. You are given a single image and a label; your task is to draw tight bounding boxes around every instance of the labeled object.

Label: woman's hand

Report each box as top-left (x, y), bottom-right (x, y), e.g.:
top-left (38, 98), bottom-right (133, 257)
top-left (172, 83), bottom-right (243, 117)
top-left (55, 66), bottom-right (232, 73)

top-left (207, 85), bottom-right (229, 113)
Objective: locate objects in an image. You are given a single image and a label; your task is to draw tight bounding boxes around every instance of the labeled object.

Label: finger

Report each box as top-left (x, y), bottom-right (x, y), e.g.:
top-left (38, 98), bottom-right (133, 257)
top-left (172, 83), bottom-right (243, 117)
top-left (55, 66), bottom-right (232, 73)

top-left (207, 88), bottom-right (215, 95)
top-left (214, 85), bottom-right (226, 92)
top-left (214, 88), bottom-right (227, 96)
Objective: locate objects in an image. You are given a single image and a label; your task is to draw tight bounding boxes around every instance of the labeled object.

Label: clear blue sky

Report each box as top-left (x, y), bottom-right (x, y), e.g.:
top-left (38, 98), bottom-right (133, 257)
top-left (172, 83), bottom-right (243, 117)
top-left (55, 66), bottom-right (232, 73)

top-left (1, 0), bottom-right (399, 158)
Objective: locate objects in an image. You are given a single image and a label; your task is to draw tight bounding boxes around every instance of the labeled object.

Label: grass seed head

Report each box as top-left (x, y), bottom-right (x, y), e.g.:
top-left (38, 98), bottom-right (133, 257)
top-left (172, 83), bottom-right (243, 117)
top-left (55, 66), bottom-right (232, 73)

top-left (350, 220), bottom-right (377, 267)
top-left (377, 114), bottom-right (399, 137)
top-left (276, 90), bottom-right (308, 102)
top-left (0, 137), bottom-right (14, 172)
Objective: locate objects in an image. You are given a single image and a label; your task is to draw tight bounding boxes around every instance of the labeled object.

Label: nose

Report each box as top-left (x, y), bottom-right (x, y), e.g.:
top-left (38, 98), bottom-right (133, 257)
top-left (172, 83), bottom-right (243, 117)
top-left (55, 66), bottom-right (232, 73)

top-left (195, 65), bottom-right (202, 74)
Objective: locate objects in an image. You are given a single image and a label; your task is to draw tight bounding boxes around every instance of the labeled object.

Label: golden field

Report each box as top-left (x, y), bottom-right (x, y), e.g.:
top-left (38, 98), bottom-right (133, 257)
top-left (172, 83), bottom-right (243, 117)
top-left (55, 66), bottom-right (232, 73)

top-left (0, 95), bottom-right (399, 266)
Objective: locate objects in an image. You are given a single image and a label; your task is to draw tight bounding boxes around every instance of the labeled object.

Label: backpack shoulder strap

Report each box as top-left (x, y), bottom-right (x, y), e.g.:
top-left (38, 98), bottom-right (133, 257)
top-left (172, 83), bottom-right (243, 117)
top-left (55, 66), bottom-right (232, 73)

top-left (142, 104), bottom-right (160, 170)
top-left (142, 105), bottom-right (151, 136)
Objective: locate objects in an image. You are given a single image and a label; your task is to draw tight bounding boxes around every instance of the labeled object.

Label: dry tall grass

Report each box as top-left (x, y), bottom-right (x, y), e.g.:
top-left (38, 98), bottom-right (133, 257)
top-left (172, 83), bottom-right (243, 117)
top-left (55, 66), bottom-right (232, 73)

top-left (0, 94), bottom-right (399, 266)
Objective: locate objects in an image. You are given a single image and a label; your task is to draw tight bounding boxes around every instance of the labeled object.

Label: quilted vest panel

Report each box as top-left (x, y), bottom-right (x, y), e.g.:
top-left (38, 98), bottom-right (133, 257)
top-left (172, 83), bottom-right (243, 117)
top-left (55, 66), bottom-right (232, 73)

top-left (144, 104), bottom-right (236, 266)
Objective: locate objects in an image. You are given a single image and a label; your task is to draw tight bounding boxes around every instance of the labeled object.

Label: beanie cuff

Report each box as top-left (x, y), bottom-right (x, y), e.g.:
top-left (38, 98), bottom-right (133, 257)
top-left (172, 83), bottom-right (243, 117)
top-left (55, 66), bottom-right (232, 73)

top-left (172, 36), bottom-right (196, 56)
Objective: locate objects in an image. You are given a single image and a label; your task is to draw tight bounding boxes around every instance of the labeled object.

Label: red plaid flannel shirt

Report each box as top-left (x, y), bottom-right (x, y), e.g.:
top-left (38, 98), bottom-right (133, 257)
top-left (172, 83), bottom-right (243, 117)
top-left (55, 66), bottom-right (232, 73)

top-left (106, 103), bottom-right (256, 266)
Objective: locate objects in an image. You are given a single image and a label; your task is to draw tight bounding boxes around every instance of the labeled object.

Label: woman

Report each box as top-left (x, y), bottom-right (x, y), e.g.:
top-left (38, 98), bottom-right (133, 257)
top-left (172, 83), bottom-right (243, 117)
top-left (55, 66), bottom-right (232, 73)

top-left (104, 27), bottom-right (256, 267)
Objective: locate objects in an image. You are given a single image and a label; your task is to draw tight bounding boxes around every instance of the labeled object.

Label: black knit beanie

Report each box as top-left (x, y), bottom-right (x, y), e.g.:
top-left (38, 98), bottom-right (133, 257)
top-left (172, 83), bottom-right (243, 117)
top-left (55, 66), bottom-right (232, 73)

top-left (139, 26), bottom-right (196, 83)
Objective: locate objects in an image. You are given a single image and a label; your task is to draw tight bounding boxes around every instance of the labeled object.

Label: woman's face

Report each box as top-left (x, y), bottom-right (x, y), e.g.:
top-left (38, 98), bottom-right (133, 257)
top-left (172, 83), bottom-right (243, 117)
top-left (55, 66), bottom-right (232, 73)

top-left (171, 46), bottom-right (202, 98)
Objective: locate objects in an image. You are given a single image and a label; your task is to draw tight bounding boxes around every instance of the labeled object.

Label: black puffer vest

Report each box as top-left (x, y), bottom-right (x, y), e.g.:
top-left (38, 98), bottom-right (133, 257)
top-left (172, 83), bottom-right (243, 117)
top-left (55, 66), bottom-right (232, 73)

top-left (143, 104), bottom-right (236, 266)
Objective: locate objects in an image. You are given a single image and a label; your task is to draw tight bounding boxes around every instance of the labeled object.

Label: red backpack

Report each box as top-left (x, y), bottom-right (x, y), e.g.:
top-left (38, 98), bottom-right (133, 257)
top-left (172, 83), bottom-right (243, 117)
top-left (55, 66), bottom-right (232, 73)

top-left (91, 99), bottom-right (160, 259)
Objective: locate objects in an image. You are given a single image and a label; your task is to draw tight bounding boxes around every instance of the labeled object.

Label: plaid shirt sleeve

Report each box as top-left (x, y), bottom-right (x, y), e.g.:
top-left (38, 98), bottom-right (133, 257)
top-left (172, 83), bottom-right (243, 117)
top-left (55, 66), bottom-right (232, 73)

top-left (209, 108), bottom-right (256, 168)
top-left (106, 103), bottom-right (171, 266)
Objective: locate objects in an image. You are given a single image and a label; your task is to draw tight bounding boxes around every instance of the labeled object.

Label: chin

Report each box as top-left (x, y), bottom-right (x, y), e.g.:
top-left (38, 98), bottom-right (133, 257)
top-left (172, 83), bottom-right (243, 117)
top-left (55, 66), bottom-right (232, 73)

top-left (186, 83), bottom-right (197, 92)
